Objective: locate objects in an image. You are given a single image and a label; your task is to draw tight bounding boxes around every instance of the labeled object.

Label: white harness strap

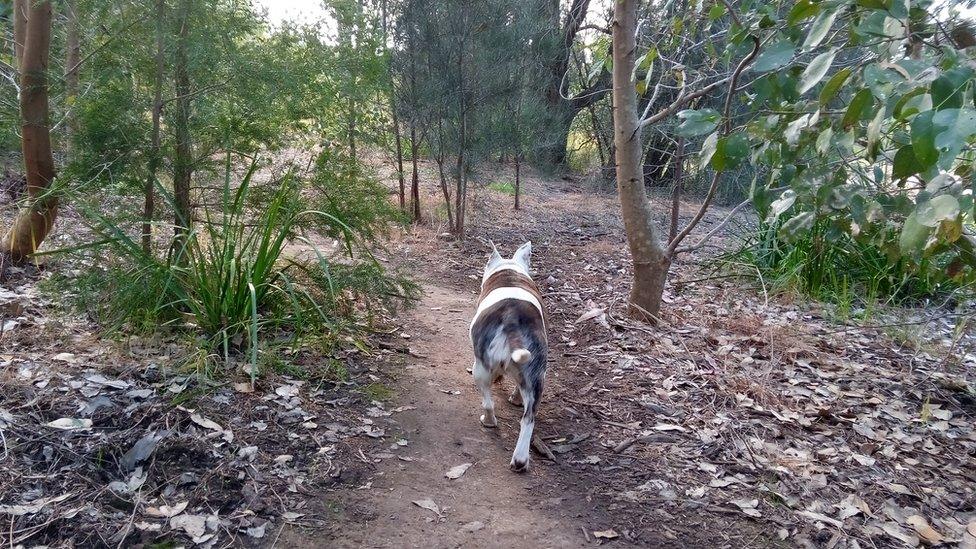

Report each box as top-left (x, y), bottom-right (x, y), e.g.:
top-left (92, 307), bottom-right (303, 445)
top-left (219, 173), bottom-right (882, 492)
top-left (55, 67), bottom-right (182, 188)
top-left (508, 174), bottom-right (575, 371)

top-left (470, 286), bottom-right (546, 336)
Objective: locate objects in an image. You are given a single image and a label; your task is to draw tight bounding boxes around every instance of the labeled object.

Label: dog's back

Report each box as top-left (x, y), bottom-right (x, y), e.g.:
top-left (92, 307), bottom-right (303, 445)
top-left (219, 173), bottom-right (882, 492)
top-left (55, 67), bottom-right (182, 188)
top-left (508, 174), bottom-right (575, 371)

top-left (469, 242), bottom-right (547, 472)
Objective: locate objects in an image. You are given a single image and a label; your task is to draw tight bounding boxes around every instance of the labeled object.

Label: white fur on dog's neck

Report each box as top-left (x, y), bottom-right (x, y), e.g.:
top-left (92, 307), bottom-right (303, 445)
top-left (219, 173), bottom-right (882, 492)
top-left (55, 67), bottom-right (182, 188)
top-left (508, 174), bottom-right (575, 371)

top-left (481, 263), bottom-right (530, 286)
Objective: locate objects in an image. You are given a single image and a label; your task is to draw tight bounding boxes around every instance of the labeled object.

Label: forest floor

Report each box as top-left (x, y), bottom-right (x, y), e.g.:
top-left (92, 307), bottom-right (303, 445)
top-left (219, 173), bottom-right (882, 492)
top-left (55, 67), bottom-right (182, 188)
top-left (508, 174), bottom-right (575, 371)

top-left (1, 160), bottom-right (975, 547)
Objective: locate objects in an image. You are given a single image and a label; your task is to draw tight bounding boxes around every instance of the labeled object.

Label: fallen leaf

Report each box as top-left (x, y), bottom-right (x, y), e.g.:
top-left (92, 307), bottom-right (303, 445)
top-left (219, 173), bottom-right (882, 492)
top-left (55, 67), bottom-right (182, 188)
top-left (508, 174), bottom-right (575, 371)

top-left (121, 432), bottom-right (164, 471)
top-left (233, 382), bottom-right (254, 393)
top-left (593, 529), bottom-right (619, 539)
top-left (46, 418), bottom-right (92, 430)
top-left (170, 513), bottom-right (207, 538)
top-left (653, 423), bottom-right (687, 432)
top-left (189, 413), bottom-right (223, 432)
top-left (460, 521), bottom-right (485, 533)
top-left (0, 493), bottom-right (72, 516)
top-left (145, 501), bottom-right (188, 518)
top-left (275, 384), bottom-right (300, 398)
top-left (730, 498), bottom-right (762, 518)
top-left (246, 524), bottom-right (266, 538)
top-left (883, 522), bottom-right (920, 546)
top-left (445, 463), bottom-right (472, 480)
top-left (412, 498), bottom-right (442, 516)
top-left (906, 515), bottom-right (944, 545)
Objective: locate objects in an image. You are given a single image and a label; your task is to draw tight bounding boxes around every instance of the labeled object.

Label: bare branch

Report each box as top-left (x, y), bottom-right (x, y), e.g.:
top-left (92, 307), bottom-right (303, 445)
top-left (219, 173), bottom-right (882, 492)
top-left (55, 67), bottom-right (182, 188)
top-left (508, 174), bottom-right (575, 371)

top-left (667, 35), bottom-right (761, 256)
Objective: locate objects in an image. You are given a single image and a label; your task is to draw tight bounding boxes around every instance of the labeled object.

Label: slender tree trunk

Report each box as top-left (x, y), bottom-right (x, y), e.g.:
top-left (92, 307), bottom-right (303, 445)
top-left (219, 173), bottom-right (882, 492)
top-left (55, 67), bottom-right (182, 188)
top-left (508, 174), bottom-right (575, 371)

top-left (391, 101), bottom-right (406, 210)
top-left (172, 0), bottom-right (193, 245)
top-left (514, 154), bottom-right (521, 210)
top-left (143, 0), bottom-right (165, 254)
top-left (612, 0), bottom-right (670, 321)
top-left (347, 99), bottom-right (357, 161)
top-left (588, 103), bottom-right (607, 168)
top-left (63, 0), bottom-right (80, 162)
top-left (409, 122), bottom-right (420, 222)
top-left (669, 137), bottom-right (684, 243)
top-left (436, 156), bottom-right (454, 229)
top-left (1, 0), bottom-right (56, 264)
top-left (382, 0), bottom-right (406, 211)
top-left (435, 118), bottom-right (454, 229)
top-left (13, 0), bottom-right (27, 67)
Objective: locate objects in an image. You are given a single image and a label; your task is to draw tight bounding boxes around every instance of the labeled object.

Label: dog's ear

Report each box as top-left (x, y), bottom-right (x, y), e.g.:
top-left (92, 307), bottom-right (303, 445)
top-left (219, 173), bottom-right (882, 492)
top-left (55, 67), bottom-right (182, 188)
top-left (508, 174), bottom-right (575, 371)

top-left (486, 241), bottom-right (503, 270)
top-left (513, 241), bottom-right (532, 269)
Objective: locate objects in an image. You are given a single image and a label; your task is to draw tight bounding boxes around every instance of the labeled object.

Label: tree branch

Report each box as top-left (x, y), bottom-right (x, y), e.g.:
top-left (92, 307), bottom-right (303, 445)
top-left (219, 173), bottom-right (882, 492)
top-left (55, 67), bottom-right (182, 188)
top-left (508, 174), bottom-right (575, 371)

top-left (667, 35), bottom-right (761, 256)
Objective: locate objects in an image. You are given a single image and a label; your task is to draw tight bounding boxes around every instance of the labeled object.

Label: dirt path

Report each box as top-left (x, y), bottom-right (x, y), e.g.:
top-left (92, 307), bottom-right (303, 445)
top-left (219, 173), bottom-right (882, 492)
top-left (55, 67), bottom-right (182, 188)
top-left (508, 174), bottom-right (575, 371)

top-left (306, 282), bottom-right (624, 548)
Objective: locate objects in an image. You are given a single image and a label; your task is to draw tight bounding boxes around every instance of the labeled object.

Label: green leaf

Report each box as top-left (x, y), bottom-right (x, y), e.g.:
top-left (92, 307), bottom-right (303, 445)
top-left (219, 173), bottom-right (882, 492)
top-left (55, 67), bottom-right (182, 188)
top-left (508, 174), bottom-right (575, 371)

top-left (802, 9), bottom-right (839, 51)
top-left (711, 133), bottom-right (749, 171)
top-left (816, 126), bottom-right (833, 155)
top-left (841, 89), bottom-right (873, 128)
top-left (677, 108), bottom-right (721, 137)
top-left (818, 68), bottom-right (852, 106)
top-left (699, 131), bottom-right (719, 169)
top-left (855, 0), bottom-right (887, 9)
top-left (767, 189), bottom-right (797, 221)
top-left (932, 108), bottom-right (976, 166)
top-left (899, 212), bottom-right (931, 255)
top-left (892, 145), bottom-right (919, 180)
top-left (752, 40), bottom-right (795, 72)
top-left (707, 2), bottom-right (726, 21)
top-left (916, 195), bottom-right (961, 227)
top-left (931, 67), bottom-right (974, 110)
top-left (788, 0), bottom-right (820, 25)
top-left (910, 111), bottom-right (939, 170)
top-left (798, 49), bottom-right (837, 95)
top-left (779, 211), bottom-right (815, 241)
top-left (893, 88), bottom-right (930, 120)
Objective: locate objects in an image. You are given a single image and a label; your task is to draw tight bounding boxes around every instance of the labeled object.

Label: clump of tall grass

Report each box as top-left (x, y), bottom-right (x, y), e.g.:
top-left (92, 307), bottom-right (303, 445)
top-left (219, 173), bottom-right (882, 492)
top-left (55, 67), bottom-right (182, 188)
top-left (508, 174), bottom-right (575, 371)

top-left (62, 153), bottom-right (416, 376)
top-left (720, 216), bottom-right (969, 315)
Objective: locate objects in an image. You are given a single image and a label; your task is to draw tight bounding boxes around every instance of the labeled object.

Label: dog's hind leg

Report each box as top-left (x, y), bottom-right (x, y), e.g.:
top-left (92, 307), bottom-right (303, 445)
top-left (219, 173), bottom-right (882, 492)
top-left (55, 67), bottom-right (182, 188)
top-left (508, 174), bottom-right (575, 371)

top-left (473, 360), bottom-right (497, 428)
top-left (510, 378), bottom-right (540, 472)
top-left (508, 385), bottom-right (523, 407)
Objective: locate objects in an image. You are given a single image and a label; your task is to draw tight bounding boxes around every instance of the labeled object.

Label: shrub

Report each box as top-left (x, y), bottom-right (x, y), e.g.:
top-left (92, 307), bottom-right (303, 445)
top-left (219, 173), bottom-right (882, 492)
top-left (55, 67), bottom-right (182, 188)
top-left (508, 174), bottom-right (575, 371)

top-left (68, 154), bottom-right (415, 375)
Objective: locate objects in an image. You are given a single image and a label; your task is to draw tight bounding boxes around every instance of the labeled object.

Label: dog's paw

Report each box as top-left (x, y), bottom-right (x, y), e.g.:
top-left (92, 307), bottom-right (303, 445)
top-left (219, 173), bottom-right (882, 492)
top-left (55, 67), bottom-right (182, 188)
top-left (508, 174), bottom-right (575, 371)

top-left (480, 413), bottom-right (497, 428)
top-left (509, 458), bottom-right (529, 473)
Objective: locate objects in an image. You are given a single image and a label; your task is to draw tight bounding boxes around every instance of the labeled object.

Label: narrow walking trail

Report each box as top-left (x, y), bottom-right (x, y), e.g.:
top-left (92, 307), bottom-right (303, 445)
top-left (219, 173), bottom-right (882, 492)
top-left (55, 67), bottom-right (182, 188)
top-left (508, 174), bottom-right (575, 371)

top-left (307, 282), bottom-right (622, 548)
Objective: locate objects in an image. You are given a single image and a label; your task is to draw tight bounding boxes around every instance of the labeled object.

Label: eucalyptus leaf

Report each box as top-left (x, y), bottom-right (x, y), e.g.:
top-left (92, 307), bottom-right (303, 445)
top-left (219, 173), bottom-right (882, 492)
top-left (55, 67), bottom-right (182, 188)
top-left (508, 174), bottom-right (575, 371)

top-left (916, 195), bottom-right (961, 227)
top-left (798, 49), bottom-right (838, 95)
top-left (899, 212), bottom-right (931, 255)
top-left (752, 40), bottom-right (796, 72)
top-left (818, 68), bottom-right (852, 106)
top-left (677, 109), bottom-right (721, 137)
top-left (802, 9), bottom-right (839, 51)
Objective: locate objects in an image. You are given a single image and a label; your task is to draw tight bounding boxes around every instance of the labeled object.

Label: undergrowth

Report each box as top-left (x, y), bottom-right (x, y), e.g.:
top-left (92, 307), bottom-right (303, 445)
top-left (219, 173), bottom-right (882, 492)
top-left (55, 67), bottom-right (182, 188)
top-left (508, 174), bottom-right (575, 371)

top-left (44, 152), bottom-right (418, 378)
top-left (721, 217), bottom-right (971, 318)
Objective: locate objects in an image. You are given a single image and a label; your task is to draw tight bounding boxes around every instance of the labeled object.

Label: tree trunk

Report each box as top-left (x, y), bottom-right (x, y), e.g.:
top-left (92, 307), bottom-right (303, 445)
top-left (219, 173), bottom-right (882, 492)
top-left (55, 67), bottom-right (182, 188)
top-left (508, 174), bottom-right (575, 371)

top-left (669, 137), bottom-right (684, 242)
top-left (347, 98), bottom-right (357, 161)
top-left (172, 0), bottom-right (193, 245)
top-left (2, 0), bottom-right (56, 264)
top-left (514, 155), bottom-right (521, 210)
top-left (435, 156), bottom-right (454, 229)
top-left (143, 0), bottom-right (165, 254)
top-left (410, 122), bottom-right (420, 222)
top-left (13, 0), bottom-right (27, 67)
top-left (392, 101), bottom-right (406, 210)
top-left (612, 0), bottom-right (670, 321)
top-left (63, 0), bottom-right (80, 162)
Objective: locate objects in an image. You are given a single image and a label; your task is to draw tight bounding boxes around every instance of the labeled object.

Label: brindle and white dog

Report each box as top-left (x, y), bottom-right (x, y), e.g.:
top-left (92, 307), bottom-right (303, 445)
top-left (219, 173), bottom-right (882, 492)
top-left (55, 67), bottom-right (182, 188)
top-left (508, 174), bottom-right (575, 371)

top-left (469, 242), bottom-right (547, 472)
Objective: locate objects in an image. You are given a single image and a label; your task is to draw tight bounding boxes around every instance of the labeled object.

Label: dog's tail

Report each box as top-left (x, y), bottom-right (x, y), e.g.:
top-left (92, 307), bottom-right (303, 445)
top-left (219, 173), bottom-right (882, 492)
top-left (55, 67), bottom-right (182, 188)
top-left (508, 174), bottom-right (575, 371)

top-left (511, 349), bottom-right (532, 365)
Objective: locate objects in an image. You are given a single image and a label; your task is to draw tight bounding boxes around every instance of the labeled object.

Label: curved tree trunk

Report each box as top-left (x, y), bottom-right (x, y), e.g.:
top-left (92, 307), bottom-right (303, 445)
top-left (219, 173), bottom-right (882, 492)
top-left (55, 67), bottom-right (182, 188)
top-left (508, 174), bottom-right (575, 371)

top-left (2, 0), bottom-right (57, 264)
top-left (611, 0), bottom-right (670, 321)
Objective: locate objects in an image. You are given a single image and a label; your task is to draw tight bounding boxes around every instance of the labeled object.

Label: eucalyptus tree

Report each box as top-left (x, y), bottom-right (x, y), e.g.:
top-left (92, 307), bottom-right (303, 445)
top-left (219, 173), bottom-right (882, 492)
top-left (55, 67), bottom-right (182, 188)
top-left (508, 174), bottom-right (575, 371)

top-left (613, 0), bottom-right (976, 319)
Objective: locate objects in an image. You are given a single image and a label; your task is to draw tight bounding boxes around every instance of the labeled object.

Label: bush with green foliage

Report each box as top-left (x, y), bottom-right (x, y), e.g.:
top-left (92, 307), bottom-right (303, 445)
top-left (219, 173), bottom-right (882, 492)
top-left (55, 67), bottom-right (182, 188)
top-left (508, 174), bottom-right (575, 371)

top-left (63, 155), bottom-right (415, 375)
top-left (670, 0), bottom-right (976, 304)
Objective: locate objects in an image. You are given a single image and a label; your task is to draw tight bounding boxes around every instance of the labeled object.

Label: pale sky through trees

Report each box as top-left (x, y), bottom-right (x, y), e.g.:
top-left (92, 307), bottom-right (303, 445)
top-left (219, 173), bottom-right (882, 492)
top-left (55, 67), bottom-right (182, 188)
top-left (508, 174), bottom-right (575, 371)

top-left (253, 0), bottom-right (328, 26)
